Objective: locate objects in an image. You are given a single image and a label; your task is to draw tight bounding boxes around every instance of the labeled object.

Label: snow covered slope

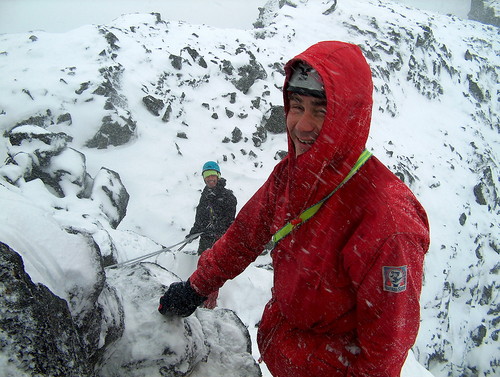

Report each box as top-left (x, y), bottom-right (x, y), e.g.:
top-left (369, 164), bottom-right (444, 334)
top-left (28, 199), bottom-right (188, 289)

top-left (0, 0), bottom-right (498, 375)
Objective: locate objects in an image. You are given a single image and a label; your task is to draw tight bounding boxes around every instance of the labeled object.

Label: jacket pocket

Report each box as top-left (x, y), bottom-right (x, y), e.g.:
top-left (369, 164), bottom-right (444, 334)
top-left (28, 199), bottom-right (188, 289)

top-left (274, 327), bottom-right (350, 376)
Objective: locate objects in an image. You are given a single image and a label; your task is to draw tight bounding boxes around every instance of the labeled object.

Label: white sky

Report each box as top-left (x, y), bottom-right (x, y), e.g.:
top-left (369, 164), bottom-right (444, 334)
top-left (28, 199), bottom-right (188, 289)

top-left (0, 0), bottom-right (268, 34)
top-left (0, 0), bottom-right (472, 34)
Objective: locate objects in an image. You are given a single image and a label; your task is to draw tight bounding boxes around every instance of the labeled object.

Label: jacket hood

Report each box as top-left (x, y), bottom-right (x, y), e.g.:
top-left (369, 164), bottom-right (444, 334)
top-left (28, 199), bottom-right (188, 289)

top-left (279, 41), bottom-right (374, 217)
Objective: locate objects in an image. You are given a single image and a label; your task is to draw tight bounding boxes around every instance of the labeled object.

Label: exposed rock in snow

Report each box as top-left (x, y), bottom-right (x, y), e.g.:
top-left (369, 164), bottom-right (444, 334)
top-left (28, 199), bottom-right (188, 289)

top-left (91, 167), bottom-right (130, 229)
top-left (100, 262), bottom-right (260, 376)
top-left (0, 125), bottom-right (129, 229)
top-left (469, 0), bottom-right (500, 27)
top-left (0, 0), bottom-right (498, 376)
top-left (0, 242), bottom-right (94, 377)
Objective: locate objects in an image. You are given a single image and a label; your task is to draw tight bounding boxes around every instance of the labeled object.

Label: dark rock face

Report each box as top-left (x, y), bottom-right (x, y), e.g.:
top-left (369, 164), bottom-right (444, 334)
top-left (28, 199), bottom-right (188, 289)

top-left (252, 125), bottom-right (267, 147)
top-left (262, 106), bottom-right (286, 134)
top-left (231, 127), bottom-right (243, 143)
top-left (469, 0), bottom-right (500, 27)
top-left (143, 95), bottom-right (165, 116)
top-left (86, 63), bottom-right (137, 149)
top-left (232, 53), bottom-right (268, 94)
top-left (0, 242), bottom-right (94, 377)
top-left (86, 113), bottom-right (137, 149)
top-left (182, 46), bottom-right (208, 68)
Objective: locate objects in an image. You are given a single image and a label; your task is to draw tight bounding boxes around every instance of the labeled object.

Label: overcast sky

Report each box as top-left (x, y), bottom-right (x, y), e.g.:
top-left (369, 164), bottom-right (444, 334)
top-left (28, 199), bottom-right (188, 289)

top-left (0, 0), bottom-right (472, 34)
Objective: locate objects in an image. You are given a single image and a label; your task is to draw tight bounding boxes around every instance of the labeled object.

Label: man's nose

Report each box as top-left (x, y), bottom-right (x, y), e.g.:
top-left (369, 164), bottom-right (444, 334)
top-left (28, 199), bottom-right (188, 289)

top-left (295, 111), bottom-right (316, 132)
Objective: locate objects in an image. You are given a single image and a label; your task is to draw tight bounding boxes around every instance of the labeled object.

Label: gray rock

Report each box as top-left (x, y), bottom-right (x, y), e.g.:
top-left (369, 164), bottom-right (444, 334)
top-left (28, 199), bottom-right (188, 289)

top-left (91, 167), bottom-right (130, 229)
top-left (99, 263), bottom-right (261, 377)
top-left (0, 242), bottom-right (94, 377)
top-left (469, 0), bottom-right (500, 27)
top-left (143, 95), bottom-right (165, 116)
top-left (86, 114), bottom-right (137, 149)
top-left (262, 106), bottom-right (286, 134)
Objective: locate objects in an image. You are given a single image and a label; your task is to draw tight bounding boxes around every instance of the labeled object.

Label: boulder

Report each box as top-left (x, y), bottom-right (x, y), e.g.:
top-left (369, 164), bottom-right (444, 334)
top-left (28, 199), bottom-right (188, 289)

top-left (0, 242), bottom-right (94, 377)
top-left (99, 262), bottom-right (261, 377)
top-left (86, 113), bottom-right (137, 149)
top-left (91, 167), bottom-right (130, 229)
top-left (262, 105), bottom-right (286, 134)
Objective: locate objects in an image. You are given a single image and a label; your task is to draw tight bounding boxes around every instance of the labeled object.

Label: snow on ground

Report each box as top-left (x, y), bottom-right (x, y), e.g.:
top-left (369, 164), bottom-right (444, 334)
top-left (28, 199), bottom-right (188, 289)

top-left (0, 0), bottom-right (496, 376)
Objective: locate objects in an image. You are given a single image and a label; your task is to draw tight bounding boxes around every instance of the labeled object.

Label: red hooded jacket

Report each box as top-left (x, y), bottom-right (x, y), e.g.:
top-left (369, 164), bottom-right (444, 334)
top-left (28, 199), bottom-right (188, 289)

top-left (190, 41), bottom-right (430, 376)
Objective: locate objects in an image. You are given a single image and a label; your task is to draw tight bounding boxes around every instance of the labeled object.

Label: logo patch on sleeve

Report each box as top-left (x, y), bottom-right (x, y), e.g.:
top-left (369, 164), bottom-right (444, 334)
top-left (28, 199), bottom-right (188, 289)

top-left (383, 266), bottom-right (407, 293)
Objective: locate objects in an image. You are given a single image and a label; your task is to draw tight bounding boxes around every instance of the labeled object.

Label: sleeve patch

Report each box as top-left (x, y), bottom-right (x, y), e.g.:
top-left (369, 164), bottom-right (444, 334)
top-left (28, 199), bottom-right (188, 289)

top-left (383, 266), bottom-right (407, 293)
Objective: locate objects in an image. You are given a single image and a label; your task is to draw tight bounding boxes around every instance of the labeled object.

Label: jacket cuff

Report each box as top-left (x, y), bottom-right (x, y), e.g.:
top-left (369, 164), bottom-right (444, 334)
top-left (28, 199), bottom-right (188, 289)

top-left (188, 275), bottom-right (210, 297)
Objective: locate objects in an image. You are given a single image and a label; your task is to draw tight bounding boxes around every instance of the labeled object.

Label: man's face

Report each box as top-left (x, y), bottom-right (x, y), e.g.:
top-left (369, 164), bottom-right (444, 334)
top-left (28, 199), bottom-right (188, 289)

top-left (204, 175), bottom-right (218, 188)
top-left (286, 92), bottom-right (327, 157)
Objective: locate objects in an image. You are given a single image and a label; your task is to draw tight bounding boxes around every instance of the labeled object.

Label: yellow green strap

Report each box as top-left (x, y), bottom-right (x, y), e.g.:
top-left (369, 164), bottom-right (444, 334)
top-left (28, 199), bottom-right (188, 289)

top-left (272, 149), bottom-right (372, 244)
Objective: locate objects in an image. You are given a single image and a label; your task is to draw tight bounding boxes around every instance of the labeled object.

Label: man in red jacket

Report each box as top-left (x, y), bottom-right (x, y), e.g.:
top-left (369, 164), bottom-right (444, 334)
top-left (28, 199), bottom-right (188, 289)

top-left (158, 41), bottom-right (430, 376)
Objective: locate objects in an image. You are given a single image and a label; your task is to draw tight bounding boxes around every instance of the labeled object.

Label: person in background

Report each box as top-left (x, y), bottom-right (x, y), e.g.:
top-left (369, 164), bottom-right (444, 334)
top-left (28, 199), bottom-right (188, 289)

top-left (185, 160), bottom-right (237, 308)
top-left (159, 41), bottom-right (430, 377)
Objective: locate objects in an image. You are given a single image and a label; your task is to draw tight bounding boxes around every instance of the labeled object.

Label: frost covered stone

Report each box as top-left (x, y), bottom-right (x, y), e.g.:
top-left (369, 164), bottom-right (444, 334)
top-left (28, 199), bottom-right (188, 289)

top-left (0, 1), bottom-right (498, 376)
top-left (143, 95), bottom-right (165, 116)
top-left (262, 105), bottom-right (286, 134)
top-left (100, 263), bottom-right (261, 377)
top-left (231, 46), bottom-right (268, 94)
top-left (0, 242), bottom-right (94, 377)
top-left (91, 167), bottom-right (130, 229)
top-left (1, 125), bottom-right (129, 229)
top-left (7, 124), bottom-right (72, 166)
top-left (86, 113), bottom-right (137, 149)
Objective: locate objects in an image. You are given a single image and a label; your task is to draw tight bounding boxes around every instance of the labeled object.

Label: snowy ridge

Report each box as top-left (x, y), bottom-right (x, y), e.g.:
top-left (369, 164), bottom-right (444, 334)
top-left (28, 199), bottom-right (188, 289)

top-left (0, 0), bottom-right (498, 376)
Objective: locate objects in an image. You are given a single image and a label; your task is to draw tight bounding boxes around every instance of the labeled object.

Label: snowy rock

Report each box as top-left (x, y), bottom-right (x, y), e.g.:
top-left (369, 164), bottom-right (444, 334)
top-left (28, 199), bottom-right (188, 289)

top-left (252, 125), bottom-right (267, 148)
top-left (86, 112), bottom-right (137, 149)
top-left (0, 242), bottom-right (94, 377)
top-left (143, 95), bottom-right (165, 116)
top-left (193, 309), bottom-right (262, 377)
top-left (231, 45), bottom-right (268, 94)
top-left (469, 0), bottom-right (500, 27)
top-left (84, 62), bottom-right (137, 149)
top-left (0, 187), bottom-right (259, 376)
top-left (91, 167), bottom-right (130, 229)
top-left (181, 46), bottom-right (208, 69)
top-left (46, 147), bottom-right (89, 197)
top-left (0, 1), bottom-right (498, 376)
top-left (2, 125), bottom-right (88, 197)
top-left (1, 125), bottom-right (129, 229)
top-left (99, 262), bottom-right (260, 377)
top-left (262, 105), bottom-right (286, 134)
top-left (7, 124), bottom-right (72, 167)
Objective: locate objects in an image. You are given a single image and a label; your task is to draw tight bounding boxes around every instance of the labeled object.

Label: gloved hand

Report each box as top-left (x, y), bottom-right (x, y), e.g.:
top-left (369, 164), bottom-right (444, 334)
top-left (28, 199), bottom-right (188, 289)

top-left (158, 280), bottom-right (207, 317)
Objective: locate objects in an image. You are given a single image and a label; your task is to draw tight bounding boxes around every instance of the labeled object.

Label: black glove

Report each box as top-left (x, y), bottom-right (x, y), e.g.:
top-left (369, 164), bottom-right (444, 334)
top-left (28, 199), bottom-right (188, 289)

top-left (158, 280), bottom-right (207, 317)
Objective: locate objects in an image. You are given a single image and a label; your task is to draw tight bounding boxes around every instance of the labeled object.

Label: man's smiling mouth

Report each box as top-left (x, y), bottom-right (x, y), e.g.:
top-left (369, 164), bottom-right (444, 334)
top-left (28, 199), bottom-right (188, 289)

top-left (298, 138), bottom-right (315, 144)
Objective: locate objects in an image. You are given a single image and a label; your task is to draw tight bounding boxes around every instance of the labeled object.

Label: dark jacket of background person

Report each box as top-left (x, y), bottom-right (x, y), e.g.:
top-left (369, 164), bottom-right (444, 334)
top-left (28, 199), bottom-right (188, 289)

top-left (189, 177), bottom-right (237, 254)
